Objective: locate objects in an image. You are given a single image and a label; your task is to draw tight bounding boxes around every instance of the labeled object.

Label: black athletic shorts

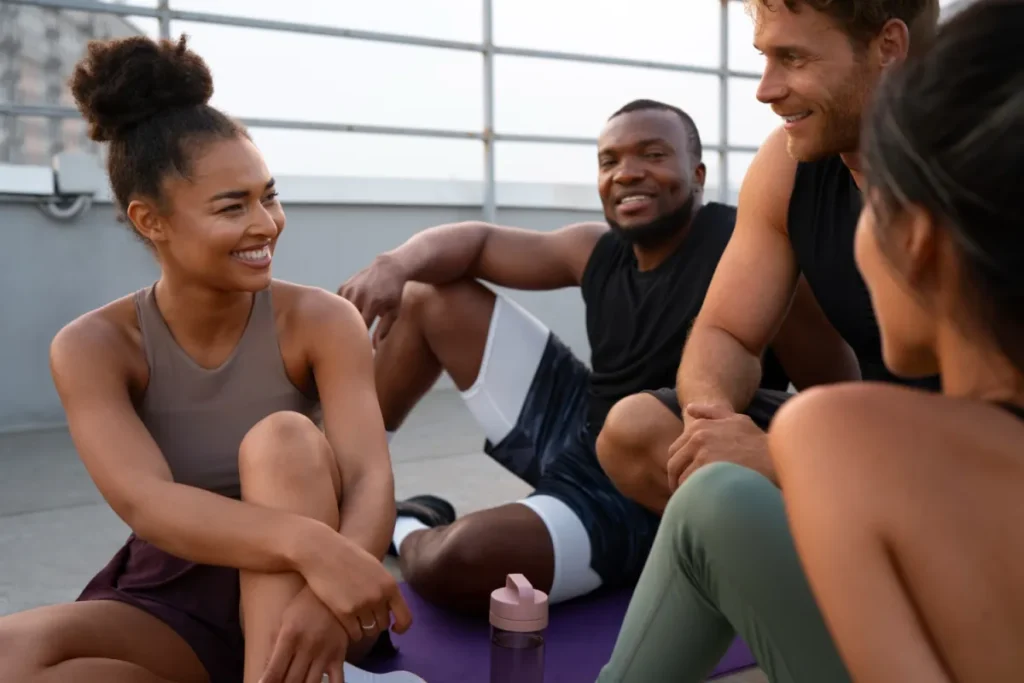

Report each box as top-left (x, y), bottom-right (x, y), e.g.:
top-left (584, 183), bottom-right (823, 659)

top-left (644, 386), bottom-right (793, 431)
top-left (484, 334), bottom-right (661, 588)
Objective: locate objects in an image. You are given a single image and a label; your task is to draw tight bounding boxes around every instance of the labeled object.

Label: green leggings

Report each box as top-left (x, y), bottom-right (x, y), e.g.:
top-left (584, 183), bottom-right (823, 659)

top-left (597, 462), bottom-right (852, 683)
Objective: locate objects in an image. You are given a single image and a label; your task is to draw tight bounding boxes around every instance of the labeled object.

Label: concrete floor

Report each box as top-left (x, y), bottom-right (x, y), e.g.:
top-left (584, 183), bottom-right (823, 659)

top-left (0, 389), bottom-right (765, 683)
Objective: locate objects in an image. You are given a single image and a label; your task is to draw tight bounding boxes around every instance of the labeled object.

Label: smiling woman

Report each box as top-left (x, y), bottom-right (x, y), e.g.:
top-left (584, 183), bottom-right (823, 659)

top-left (0, 33), bottom-right (413, 683)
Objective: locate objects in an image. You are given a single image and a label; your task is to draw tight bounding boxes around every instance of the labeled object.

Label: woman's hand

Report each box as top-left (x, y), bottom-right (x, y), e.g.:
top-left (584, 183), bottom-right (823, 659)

top-left (295, 526), bottom-right (413, 644)
top-left (260, 587), bottom-right (348, 683)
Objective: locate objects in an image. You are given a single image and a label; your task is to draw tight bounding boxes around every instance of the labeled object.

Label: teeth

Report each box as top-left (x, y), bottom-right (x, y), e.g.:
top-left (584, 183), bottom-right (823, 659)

top-left (233, 245), bottom-right (270, 262)
top-left (620, 195), bottom-right (650, 205)
top-left (783, 112), bottom-right (811, 122)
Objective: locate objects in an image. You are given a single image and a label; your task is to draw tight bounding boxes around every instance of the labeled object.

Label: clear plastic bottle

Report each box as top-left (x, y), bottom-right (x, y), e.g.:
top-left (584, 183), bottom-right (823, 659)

top-left (489, 573), bottom-right (549, 683)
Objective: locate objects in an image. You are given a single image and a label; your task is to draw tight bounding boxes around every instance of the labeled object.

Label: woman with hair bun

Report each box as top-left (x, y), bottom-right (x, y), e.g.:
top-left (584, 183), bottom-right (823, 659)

top-left (769, 0), bottom-right (1024, 681)
top-left (0, 34), bottom-right (410, 683)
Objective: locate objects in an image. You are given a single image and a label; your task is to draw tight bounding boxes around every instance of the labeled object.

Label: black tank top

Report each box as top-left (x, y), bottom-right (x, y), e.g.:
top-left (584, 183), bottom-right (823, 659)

top-left (581, 202), bottom-right (790, 429)
top-left (787, 157), bottom-right (942, 392)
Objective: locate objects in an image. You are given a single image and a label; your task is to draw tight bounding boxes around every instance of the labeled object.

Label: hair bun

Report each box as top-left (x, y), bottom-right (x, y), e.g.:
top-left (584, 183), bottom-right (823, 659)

top-left (70, 34), bottom-right (214, 143)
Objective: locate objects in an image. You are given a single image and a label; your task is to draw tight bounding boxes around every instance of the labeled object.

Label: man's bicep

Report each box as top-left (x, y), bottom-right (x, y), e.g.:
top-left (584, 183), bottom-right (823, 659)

top-left (696, 127), bottom-right (801, 355)
top-left (474, 222), bottom-right (606, 290)
top-left (699, 222), bottom-right (800, 356)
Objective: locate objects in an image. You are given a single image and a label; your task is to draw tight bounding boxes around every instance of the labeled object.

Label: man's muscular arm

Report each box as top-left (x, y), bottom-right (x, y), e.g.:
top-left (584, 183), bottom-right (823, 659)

top-left (380, 221), bottom-right (608, 290)
top-left (676, 127), bottom-right (801, 416)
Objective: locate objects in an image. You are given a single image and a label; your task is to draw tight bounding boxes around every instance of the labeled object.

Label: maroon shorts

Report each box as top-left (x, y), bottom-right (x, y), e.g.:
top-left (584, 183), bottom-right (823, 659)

top-left (78, 534), bottom-right (244, 683)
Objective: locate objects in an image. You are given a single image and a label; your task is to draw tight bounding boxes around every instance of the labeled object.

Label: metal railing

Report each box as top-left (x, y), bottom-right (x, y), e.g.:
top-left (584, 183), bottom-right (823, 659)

top-left (1, 0), bottom-right (760, 220)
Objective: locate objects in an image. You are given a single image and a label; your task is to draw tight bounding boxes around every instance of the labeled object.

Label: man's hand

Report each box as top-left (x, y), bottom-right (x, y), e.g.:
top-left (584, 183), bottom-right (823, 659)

top-left (261, 587), bottom-right (349, 683)
top-left (666, 404), bottom-right (775, 490)
top-left (337, 255), bottom-right (408, 347)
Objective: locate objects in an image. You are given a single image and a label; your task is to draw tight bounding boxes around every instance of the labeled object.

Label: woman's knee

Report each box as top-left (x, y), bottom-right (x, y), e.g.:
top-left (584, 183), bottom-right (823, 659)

top-left (663, 462), bottom-right (784, 556)
top-left (238, 411), bottom-right (337, 490)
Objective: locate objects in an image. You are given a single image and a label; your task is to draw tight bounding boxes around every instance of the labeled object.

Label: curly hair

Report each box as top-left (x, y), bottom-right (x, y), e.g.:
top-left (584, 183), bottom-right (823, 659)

top-left (69, 34), bottom-right (248, 231)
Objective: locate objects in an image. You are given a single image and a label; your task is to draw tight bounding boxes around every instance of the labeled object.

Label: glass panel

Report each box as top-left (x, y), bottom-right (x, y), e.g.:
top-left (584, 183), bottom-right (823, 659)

top-left (702, 152), bottom-right (724, 202)
top-left (249, 128), bottom-right (482, 180)
top-left (168, 0), bottom-right (482, 42)
top-left (494, 141), bottom-right (596, 185)
top-left (494, 56), bottom-right (720, 145)
top-left (124, 16), bottom-right (161, 38)
top-left (728, 76), bottom-right (779, 147)
top-left (727, 0), bottom-right (765, 74)
top-left (494, 143), bottom-right (727, 205)
top-left (173, 21), bottom-right (483, 131)
top-left (728, 151), bottom-right (756, 195)
top-left (493, 0), bottom-right (721, 68)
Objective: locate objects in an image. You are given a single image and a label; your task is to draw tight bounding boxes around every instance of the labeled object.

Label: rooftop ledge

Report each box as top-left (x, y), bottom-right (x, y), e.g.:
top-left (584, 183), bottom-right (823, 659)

top-left (1, 157), bottom-right (732, 213)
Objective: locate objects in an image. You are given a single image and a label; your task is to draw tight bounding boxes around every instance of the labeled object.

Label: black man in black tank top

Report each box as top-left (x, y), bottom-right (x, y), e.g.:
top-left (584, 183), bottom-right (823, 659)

top-left (337, 100), bottom-right (850, 614)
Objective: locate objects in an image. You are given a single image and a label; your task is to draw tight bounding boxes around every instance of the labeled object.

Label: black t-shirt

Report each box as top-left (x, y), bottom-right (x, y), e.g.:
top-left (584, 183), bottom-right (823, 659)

top-left (787, 157), bottom-right (941, 391)
top-left (580, 202), bottom-right (791, 430)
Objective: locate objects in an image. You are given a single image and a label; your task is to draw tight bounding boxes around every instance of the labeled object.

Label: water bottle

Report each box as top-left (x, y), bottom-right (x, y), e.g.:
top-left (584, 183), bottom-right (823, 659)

top-left (489, 573), bottom-right (549, 683)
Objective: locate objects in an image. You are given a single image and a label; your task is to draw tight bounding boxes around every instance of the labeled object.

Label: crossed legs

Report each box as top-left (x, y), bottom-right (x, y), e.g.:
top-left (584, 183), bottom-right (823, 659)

top-left (0, 411), bottom-right (361, 683)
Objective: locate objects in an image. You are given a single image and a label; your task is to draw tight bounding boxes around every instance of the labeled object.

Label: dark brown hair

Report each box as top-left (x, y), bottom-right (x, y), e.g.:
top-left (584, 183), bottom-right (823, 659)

top-left (863, 0), bottom-right (1024, 374)
top-left (745, 0), bottom-right (940, 57)
top-left (69, 34), bottom-right (247, 232)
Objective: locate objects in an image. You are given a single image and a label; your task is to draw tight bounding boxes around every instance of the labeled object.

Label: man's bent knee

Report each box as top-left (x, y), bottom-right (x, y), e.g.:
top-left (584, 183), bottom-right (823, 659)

top-left (400, 280), bottom-right (494, 329)
top-left (597, 393), bottom-right (679, 485)
top-left (238, 411), bottom-right (335, 487)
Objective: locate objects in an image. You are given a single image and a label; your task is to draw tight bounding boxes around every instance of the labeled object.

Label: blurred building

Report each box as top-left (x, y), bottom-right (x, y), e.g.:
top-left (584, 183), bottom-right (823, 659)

top-left (0, 2), bottom-right (141, 164)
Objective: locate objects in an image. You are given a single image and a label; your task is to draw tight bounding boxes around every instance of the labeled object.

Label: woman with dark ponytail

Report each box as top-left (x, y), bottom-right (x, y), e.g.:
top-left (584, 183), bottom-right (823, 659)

top-left (0, 34), bottom-right (412, 683)
top-left (770, 0), bottom-right (1024, 680)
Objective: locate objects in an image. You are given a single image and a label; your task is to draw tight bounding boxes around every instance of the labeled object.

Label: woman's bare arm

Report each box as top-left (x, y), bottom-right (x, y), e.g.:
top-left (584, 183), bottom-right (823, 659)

top-left (770, 385), bottom-right (953, 683)
top-left (50, 312), bottom-right (335, 573)
top-left (296, 288), bottom-right (396, 560)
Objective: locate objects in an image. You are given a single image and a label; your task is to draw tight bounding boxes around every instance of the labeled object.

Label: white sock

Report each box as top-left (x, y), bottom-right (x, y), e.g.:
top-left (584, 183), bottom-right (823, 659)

top-left (392, 516), bottom-right (428, 555)
top-left (337, 664), bottom-right (426, 682)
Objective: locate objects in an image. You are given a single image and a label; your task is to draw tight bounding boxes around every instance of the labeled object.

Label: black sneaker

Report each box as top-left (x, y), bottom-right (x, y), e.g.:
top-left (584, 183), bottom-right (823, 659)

top-left (388, 494), bottom-right (456, 555)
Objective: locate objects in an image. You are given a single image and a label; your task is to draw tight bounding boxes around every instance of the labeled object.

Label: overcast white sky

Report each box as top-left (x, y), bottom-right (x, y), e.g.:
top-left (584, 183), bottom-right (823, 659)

top-left (117, 0), bottom-right (961, 192)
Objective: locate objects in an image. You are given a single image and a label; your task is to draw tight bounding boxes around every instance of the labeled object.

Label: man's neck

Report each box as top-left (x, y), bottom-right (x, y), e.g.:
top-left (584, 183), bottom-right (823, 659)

top-left (840, 151), bottom-right (866, 190)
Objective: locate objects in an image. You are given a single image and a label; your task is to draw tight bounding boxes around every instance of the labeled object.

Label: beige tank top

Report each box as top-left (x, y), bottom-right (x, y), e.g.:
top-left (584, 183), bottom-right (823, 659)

top-left (134, 284), bottom-right (321, 499)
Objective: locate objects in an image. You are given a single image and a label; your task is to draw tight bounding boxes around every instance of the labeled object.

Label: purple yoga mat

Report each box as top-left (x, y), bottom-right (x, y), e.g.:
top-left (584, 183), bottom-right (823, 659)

top-left (363, 583), bottom-right (755, 682)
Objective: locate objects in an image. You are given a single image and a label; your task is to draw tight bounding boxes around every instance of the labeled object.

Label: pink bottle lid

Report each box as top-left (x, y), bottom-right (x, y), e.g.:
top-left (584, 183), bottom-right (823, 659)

top-left (489, 573), bottom-right (549, 633)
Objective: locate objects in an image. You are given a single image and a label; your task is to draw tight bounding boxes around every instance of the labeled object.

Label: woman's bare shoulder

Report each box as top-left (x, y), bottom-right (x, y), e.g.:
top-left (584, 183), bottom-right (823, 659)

top-left (52, 294), bottom-right (140, 359)
top-left (50, 293), bottom-right (147, 394)
top-left (270, 280), bottom-right (363, 327)
top-left (771, 381), bottom-right (1023, 467)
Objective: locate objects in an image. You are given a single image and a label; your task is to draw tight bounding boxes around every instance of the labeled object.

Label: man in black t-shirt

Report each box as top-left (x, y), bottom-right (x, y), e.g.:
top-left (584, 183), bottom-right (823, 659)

top-left (338, 99), bottom-right (851, 614)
